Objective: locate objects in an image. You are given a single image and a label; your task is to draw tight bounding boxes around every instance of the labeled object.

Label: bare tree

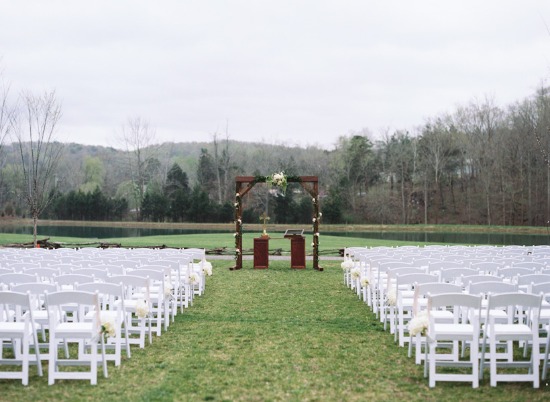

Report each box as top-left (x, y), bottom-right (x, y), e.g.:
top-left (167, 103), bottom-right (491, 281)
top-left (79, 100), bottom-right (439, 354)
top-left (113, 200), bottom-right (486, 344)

top-left (456, 97), bottom-right (505, 225)
top-left (12, 90), bottom-right (63, 246)
top-left (119, 116), bottom-right (159, 220)
top-left (0, 79), bottom-right (15, 207)
top-left (212, 121), bottom-right (235, 204)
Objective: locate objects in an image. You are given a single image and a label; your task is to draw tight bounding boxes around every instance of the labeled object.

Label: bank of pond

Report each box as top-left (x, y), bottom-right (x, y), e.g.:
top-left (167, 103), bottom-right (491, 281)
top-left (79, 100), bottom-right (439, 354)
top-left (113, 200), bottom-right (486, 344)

top-left (0, 224), bottom-right (548, 246)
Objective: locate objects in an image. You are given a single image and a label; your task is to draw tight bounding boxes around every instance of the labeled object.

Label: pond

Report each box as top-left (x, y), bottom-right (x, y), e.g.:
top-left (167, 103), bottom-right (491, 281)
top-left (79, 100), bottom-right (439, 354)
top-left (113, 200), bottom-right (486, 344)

top-left (0, 224), bottom-right (549, 246)
top-left (324, 231), bottom-right (550, 246)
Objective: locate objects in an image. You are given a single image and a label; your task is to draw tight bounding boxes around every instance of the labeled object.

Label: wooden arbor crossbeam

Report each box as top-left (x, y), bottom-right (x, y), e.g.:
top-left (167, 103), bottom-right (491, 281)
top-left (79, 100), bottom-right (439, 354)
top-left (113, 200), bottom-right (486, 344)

top-left (232, 175), bottom-right (322, 271)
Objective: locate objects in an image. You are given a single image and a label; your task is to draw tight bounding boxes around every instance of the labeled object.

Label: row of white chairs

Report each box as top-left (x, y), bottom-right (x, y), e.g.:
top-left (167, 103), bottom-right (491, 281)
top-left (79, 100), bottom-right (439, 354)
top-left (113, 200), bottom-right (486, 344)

top-left (343, 245), bottom-right (550, 388)
top-left (0, 247), bottom-right (213, 385)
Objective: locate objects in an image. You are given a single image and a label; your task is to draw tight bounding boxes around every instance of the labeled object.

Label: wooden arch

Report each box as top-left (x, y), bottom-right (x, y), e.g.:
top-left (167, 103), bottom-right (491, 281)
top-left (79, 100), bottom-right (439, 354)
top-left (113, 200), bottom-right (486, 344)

top-left (232, 175), bottom-right (322, 271)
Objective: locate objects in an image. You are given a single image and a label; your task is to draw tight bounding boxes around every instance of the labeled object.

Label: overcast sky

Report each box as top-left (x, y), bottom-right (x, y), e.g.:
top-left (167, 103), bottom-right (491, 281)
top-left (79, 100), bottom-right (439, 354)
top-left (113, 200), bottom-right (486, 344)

top-left (2, 0), bottom-right (550, 150)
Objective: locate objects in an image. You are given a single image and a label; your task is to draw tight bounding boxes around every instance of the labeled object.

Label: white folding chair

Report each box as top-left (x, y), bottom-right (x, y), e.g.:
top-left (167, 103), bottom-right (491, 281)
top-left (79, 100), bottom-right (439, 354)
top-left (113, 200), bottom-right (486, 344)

top-left (53, 274), bottom-right (96, 290)
top-left (496, 267), bottom-right (535, 284)
top-left (77, 282), bottom-right (131, 366)
top-left (22, 267), bottom-right (60, 283)
top-left (105, 275), bottom-right (152, 348)
top-left (425, 293), bottom-right (482, 388)
top-left (0, 273), bottom-right (40, 288)
top-left (480, 292), bottom-right (543, 388)
top-left (530, 282), bottom-right (550, 375)
top-left (408, 282), bottom-right (461, 364)
top-left (392, 273), bottom-right (438, 346)
top-left (182, 248), bottom-right (207, 296)
top-left (0, 291), bottom-right (43, 385)
top-left (72, 268), bottom-right (109, 282)
top-left (131, 268), bottom-right (170, 334)
top-left (11, 282), bottom-right (60, 358)
top-left (46, 290), bottom-right (108, 385)
top-left (439, 268), bottom-right (477, 284)
top-left (380, 266), bottom-right (424, 331)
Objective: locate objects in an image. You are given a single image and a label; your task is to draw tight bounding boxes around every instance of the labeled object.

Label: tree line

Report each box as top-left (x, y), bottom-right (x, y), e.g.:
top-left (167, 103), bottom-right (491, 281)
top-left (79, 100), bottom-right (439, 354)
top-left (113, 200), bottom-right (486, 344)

top-left (3, 81), bottom-right (550, 229)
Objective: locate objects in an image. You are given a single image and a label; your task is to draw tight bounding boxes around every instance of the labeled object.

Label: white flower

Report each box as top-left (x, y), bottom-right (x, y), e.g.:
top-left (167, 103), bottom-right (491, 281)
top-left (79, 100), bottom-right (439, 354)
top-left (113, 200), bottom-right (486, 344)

top-left (135, 299), bottom-right (149, 318)
top-left (314, 232), bottom-right (319, 237)
top-left (360, 277), bottom-right (369, 287)
top-left (236, 193), bottom-right (240, 197)
top-left (237, 219), bottom-right (242, 224)
top-left (236, 248), bottom-right (240, 254)
top-left (386, 289), bottom-right (397, 306)
top-left (408, 311), bottom-right (429, 336)
top-left (312, 218), bottom-right (316, 222)
top-left (351, 267), bottom-right (361, 279)
top-left (100, 320), bottom-right (116, 338)
top-left (341, 260), bottom-right (354, 270)
top-left (234, 202), bottom-right (239, 207)
top-left (311, 242), bottom-right (315, 247)
top-left (318, 212), bottom-right (322, 217)
top-left (202, 261), bottom-right (213, 276)
top-left (164, 280), bottom-right (173, 298)
top-left (189, 272), bottom-right (200, 284)
top-left (234, 232), bottom-right (238, 237)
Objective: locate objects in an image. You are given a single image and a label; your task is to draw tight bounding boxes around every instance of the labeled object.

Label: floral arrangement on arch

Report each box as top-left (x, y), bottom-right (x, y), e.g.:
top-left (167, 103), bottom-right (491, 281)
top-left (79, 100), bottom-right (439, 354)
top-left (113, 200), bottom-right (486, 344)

top-left (268, 171), bottom-right (288, 194)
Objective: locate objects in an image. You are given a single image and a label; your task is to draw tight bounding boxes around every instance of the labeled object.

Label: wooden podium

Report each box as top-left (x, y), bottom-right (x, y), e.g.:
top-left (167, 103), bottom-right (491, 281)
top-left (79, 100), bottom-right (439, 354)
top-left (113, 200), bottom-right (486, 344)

top-left (253, 237), bottom-right (269, 269)
top-left (284, 229), bottom-right (306, 269)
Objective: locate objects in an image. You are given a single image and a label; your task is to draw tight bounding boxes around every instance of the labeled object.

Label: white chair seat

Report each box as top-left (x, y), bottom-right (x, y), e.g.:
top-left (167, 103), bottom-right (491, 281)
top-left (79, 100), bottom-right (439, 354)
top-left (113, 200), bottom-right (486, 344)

top-left (489, 324), bottom-right (532, 339)
top-left (540, 309), bottom-right (550, 321)
top-left (430, 323), bottom-right (474, 340)
top-left (55, 322), bottom-right (94, 336)
top-left (0, 322), bottom-right (26, 335)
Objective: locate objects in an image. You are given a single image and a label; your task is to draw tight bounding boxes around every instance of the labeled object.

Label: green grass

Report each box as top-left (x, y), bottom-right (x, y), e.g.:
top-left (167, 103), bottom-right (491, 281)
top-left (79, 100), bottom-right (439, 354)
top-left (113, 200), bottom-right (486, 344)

top-left (0, 232), bottom-right (443, 253)
top-left (1, 259), bottom-right (549, 401)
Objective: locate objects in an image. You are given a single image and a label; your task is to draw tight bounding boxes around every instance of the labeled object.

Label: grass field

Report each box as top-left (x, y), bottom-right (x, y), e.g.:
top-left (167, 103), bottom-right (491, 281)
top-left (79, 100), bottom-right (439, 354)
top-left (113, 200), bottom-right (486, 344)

top-left (0, 232), bottom-right (445, 256)
top-left (0, 231), bottom-right (549, 400)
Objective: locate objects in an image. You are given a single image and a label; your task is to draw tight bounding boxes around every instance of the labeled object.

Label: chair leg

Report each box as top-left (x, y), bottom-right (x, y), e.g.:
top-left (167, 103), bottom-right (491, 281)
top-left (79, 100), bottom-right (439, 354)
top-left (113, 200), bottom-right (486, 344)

top-left (90, 339), bottom-right (97, 385)
top-left (490, 333), bottom-right (497, 387)
top-left (48, 338), bottom-right (57, 385)
top-left (31, 328), bottom-right (43, 377)
top-left (21, 334), bottom-right (29, 386)
top-left (471, 339), bottom-right (479, 388)
top-left (100, 336), bottom-right (108, 379)
top-left (428, 343), bottom-right (436, 387)
top-left (543, 335), bottom-right (550, 380)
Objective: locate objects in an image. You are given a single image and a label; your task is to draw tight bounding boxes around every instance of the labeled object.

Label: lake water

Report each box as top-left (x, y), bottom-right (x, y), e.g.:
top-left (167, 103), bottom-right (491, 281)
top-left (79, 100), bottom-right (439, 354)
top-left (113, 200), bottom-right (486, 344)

top-left (0, 224), bottom-right (548, 246)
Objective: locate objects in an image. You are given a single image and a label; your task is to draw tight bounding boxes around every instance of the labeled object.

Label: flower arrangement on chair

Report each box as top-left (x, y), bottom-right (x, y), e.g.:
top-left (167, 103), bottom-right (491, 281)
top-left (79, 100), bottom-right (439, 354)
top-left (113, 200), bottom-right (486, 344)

top-left (135, 299), bottom-right (150, 319)
top-left (407, 311), bottom-right (429, 336)
top-left (100, 319), bottom-right (116, 338)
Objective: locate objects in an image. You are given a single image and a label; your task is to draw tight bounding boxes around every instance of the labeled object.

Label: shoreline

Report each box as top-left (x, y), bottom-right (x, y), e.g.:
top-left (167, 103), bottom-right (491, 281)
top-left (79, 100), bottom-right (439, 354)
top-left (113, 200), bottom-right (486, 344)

top-left (0, 218), bottom-right (548, 235)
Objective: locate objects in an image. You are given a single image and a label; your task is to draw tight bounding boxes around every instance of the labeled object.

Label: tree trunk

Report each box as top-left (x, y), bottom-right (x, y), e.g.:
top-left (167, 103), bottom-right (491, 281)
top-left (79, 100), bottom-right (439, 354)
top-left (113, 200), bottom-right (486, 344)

top-left (33, 213), bottom-right (38, 247)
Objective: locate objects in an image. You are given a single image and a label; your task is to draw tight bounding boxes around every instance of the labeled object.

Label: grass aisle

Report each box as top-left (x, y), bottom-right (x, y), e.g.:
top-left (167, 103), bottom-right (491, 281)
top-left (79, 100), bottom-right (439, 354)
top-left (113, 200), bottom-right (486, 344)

top-left (3, 260), bottom-right (548, 401)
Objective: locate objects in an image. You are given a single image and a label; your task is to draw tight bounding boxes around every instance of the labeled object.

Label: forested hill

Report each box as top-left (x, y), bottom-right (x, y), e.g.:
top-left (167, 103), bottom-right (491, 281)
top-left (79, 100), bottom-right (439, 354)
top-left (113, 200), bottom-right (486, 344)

top-left (4, 90), bottom-right (550, 227)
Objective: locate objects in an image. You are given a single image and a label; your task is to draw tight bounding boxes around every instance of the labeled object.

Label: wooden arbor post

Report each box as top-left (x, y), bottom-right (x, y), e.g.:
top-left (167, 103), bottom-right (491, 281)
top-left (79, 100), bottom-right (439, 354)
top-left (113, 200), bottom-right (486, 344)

top-left (231, 175), bottom-right (322, 271)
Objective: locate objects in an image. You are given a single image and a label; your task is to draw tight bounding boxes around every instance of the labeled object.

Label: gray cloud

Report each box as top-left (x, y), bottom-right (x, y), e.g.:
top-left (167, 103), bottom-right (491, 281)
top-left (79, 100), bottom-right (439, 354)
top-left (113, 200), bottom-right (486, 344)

top-left (1, 0), bottom-right (549, 149)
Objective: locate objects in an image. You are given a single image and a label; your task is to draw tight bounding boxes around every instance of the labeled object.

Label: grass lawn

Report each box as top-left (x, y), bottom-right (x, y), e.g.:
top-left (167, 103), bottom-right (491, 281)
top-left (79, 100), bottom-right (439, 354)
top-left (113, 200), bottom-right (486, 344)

top-left (1, 256), bottom-right (549, 401)
top-left (0, 232), bottom-right (446, 254)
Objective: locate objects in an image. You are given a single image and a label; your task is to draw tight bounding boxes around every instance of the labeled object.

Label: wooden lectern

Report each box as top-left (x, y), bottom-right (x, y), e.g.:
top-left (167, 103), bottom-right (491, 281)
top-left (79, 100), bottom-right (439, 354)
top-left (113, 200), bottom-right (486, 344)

top-left (284, 229), bottom-right (306, 269)
top-left (253, 237), bottom-right (269, 269)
